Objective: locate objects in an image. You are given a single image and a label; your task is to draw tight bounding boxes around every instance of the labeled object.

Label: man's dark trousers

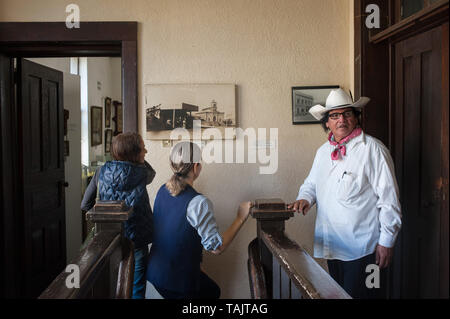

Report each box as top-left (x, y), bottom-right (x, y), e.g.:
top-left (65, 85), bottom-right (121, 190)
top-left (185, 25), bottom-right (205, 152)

top-left (327, 252), bottom-right (380, 299)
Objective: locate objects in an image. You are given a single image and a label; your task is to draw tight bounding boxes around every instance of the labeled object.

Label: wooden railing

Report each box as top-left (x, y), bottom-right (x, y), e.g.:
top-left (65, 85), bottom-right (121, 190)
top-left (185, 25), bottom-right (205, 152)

top-left (39, 202), bottom-right (135, 299)
top-left (247, 199), bottom-right (351, 299)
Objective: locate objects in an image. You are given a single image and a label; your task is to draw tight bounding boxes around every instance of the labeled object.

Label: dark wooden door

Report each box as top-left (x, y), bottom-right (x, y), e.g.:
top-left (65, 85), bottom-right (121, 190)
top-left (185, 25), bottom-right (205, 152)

top-left (393, 26), bottom-right (445, 298)
top-left (17, 59), bottom-right (66, 298)
top-left (0, 54), bottom-right (20, 298)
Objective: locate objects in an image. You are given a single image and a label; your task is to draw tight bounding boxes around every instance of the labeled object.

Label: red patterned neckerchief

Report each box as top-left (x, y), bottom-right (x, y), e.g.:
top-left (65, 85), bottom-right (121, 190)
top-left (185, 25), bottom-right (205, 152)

top-left (328, 127), bottom-right (362, 160)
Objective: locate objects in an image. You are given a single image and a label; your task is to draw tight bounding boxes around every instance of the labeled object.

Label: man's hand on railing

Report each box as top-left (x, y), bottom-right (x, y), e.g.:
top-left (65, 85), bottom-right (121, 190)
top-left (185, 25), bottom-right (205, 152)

top-left (287, 199), bottom-right (310, 216)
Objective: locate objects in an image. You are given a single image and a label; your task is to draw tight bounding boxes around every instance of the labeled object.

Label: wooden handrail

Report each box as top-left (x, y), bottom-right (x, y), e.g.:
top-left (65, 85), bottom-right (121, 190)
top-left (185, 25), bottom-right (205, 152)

top-left (261, 230), bottom-right (351, 299)
top-left (39, 201), bottom-right (135, 299)
top-left (247, 198), bottom-right (351, 299)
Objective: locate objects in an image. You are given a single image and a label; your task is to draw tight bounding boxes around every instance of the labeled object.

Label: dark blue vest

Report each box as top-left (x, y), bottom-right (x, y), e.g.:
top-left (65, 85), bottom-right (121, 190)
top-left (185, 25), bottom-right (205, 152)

top-left (146, 184), bottom-right (203, 293)
top-left (98, 161), bottom-right (153, 249)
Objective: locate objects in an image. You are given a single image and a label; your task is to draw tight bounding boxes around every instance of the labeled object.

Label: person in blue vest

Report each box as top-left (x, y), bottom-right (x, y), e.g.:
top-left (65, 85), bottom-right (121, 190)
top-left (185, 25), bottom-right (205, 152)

top-left (146, 141), bottom-right (252, 299)
top-left (81, 132), bottom-right (155, 299)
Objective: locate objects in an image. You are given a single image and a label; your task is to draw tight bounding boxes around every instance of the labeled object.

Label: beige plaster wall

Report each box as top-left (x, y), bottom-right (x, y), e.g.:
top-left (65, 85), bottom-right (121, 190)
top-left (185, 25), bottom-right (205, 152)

top-left (1, 0), bottom-right (353, 298)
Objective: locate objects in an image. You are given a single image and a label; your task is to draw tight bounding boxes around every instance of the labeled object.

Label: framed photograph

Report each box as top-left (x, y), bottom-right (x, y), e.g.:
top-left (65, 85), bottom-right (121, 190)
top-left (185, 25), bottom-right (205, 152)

top-left (90, 106), bottom-right (102, 146)
top-left (105, 129), bottom-right (113, 153)
top-left (291, 85), bottom-right (339, 124)
top-left (144, 84), bottom-right (236, 140)
top-left (113, 100), bottom-right (123, 136)
top-left (105, 97), bottom-right (112, 128)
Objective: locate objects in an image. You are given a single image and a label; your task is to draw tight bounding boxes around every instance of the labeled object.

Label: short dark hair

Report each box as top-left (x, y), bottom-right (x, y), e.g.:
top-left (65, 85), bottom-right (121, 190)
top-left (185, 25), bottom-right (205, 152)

top-left (320, 108), bottom-right (361, 132)
top-left (111, 132), bottom-right (143, 163)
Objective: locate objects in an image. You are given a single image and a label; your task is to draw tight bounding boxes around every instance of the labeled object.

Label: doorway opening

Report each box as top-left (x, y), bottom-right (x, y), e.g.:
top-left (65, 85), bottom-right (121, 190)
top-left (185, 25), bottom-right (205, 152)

top-left (0, 22), bottom-right (137, 298)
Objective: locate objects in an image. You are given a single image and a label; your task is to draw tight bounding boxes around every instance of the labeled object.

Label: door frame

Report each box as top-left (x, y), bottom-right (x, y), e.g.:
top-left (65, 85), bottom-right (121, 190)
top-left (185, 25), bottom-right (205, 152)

top-left (0, 22), bottom-right (137, 132)
top-left (0, 21), bottom-right (138, 297)
top-left (354, 1), bottom-right (449, 298)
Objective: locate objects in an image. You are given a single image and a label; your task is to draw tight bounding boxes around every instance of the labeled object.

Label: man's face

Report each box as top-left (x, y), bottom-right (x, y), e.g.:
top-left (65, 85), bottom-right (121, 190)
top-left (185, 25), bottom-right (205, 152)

top-left (326, 107), bottom-right (358, 142)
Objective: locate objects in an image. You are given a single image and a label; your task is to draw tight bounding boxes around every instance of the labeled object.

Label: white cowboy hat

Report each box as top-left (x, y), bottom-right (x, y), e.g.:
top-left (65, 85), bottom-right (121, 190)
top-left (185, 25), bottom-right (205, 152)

top-left (308, 88), bottom-right (370, 121)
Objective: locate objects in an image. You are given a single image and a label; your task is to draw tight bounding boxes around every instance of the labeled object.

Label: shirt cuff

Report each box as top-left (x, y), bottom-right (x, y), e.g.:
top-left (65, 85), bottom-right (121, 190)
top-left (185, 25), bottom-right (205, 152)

top-left (296, 193), bottom-right (315, 206)
top-left (378, 232), bottom-right (396, 248)
top-left (203, 233), bottom-right (223, 251)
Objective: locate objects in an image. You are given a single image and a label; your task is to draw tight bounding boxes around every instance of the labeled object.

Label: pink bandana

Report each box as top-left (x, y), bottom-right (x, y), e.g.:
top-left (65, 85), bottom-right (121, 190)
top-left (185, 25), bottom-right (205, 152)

top-left (328, 128), bottom-right (362, 160)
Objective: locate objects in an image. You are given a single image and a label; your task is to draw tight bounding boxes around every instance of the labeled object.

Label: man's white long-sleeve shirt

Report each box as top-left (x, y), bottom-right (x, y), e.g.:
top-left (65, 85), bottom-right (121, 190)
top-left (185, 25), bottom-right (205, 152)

top-left (297, 132), bottom-right (402, 261)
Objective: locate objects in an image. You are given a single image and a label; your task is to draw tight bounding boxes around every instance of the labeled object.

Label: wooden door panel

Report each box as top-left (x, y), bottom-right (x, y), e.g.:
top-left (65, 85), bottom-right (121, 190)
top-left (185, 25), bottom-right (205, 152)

top-left (18, 59), bottom-right (66, 297)
top-left (394, 26), bottom-right (442, 298)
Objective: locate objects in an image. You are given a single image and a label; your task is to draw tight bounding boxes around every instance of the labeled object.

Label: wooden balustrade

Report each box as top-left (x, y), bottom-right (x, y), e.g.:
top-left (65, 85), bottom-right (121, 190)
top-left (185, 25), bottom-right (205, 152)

top-left (39, 201), bottom-right (135, 299)
top-left (247, 199), bottom-right (351, 299)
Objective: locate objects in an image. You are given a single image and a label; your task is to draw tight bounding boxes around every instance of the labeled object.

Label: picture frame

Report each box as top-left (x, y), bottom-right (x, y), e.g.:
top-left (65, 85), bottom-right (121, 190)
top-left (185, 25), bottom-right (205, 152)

top-left (90, 106), bottom-right (103, 146)
top-left (144, 83), bottom-right (236, 140)
top-left (105, 97), bottom-right (112, 128)
top-left (291, 85), bottom-right (339, 124)
top-left (105, 129), bottom-right (113, 153)
top-left (113, 100), bottom-right (123, 136)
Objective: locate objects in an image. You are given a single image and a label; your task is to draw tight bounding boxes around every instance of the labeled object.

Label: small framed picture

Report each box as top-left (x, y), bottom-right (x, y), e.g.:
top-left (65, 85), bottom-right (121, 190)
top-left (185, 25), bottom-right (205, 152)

top-left (113, 100), bottom-right (123, 136)
top-left (91, 106), bottom-right (102, 146)
top-left (105, 97), bottom-right (112, 128)
top-left (291, 85), bottom-right (339, 124)
top-left (105, 129), bottom-right (113, 153)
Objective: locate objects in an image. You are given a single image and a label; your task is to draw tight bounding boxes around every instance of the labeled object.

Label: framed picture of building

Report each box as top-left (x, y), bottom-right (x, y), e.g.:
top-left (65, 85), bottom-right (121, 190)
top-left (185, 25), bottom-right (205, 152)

top-left (291, 85), bottom-right (339, 124)
top-left (90, 106), bottom-right (102, 146)
top-left (144, 84), bottom-right (236, 140)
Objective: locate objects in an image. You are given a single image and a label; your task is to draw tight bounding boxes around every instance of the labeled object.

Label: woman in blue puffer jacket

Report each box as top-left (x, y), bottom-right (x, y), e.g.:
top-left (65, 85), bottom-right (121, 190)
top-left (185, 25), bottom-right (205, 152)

top-left (81, 132), bottom-right (155, 299)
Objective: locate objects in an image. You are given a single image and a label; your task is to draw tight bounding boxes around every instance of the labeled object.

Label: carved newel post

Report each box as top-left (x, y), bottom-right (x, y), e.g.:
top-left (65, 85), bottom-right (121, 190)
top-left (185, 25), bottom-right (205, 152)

top-left (249, 198), bottom-right (295, 298)
top-left (251, 198), bottom-right (294, 236)
top-left (86, 200), bottom-right (135, 299)
top-left (86, 200), bottom-right (133, 235)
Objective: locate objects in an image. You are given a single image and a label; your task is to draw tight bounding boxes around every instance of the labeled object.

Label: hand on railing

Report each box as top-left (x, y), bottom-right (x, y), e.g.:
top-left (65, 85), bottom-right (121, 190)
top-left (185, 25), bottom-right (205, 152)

top-left (237, 201), bottom-right (253, 223)
top-left (287, 199), bottom-right (310, 216)
top-left (211, 201), bottom-right (253, 255)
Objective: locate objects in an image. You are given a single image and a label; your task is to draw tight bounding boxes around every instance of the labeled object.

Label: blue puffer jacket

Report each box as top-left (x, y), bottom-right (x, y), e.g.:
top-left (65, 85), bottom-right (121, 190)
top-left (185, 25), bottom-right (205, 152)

top-left (98, 161), bottom-right (154, 249)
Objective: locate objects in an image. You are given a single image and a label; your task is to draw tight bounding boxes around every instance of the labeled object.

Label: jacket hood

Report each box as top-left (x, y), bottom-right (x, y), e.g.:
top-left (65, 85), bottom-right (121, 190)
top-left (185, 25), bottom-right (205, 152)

top-left (100, 161), bottom-right (147, 192)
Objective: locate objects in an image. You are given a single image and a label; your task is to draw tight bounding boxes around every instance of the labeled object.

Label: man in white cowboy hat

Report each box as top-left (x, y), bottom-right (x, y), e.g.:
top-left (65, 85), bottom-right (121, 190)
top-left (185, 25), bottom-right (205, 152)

top-left (288, 88), bottom-right (402, 299)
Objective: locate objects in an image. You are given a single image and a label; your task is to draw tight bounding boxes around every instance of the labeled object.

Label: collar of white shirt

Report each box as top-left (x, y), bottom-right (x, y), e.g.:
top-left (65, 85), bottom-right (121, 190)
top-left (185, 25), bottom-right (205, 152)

top-left (343, 130), bottom-right (366, 153)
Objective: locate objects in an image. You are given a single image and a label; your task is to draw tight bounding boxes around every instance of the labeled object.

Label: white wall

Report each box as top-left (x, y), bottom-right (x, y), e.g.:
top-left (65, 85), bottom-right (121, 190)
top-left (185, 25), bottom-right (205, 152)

top-left (86, 57), bottom-right (122, 165)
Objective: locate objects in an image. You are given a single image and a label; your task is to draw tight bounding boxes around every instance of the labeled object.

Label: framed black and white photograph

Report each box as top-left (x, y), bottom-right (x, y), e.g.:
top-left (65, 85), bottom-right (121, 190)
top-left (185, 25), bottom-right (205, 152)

top-left (144, 84), bottom-right (236, 140)
top-left (291, 85), bottom-right (339, 124)
top-left (90, 106), bottom-right (102, 146)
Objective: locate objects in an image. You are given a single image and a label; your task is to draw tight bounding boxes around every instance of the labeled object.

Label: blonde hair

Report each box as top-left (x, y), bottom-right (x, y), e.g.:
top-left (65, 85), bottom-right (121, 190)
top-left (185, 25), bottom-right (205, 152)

top-left (166, 141), bottom-right (202, 196)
